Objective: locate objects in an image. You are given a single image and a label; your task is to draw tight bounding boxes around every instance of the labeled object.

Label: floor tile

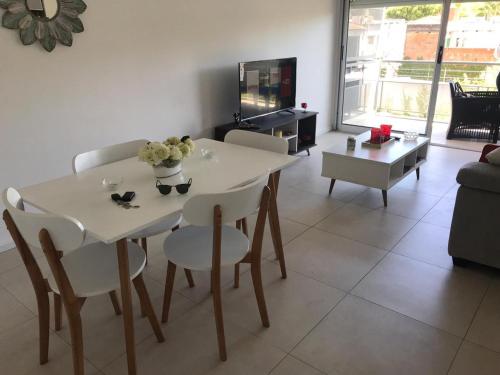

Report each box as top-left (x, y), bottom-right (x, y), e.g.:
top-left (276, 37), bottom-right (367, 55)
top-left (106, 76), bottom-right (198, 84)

top-left (449, 341), bottom-right (500, 375)
top-left (396, 169), bottom-right (457, 197)
top-left (284, 228), bottom-right (387, 291)
top-left (315, 204), bottom-right (417, 250)
top-left (352, 253), bottom-right (490, 337)
top-left (270, 355), bottom-right (327, 375)
top-left (0, 248), bottom-right (23, 275)
top-left (352, 187), bottom-right (441, 220)
top-left (216, 261), bottom-right (345, 352)
top-left (145, 252), bottom-right (244, 303)
top-left (0, 285), bottom-right (34, 335)
top-left (102, 307), bottom-right (286, 375)
top-left (243, 213), bottom-right (309, 259)
top-left (466, 279), bottom-right (500, 352)
top-left (392, 222), bottom-right (453, 269)
top-left (277, 186), bottom-right (345, 226)
top-left (292, 295), bottom-right (461, 375)
top-left (444, 183), bottom-right (460, 199)
top-left (293, 177), bottom-right (369, 203)
top-left (56, 275), bottom-right (195, 369)
top-left (421, 197), bottom-right (456, 228)
top-left (0, 258), bottom-right (52, 314)
top-left (0, 319), bottom-right (99, 375)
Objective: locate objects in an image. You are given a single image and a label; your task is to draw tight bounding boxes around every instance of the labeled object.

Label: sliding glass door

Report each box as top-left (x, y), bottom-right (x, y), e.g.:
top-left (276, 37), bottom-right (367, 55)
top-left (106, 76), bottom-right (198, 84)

top-left (338, 0), bottom-right (500, 149)
top-left (339, 1), bottom-right (444, 135)
top-left (430, 1), bottom-right (500, 148)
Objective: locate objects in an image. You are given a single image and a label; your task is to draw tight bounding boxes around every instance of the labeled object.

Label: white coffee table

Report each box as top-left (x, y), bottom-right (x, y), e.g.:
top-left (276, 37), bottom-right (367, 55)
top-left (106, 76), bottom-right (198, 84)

top-left (322, 131), bottom-right (430, 206)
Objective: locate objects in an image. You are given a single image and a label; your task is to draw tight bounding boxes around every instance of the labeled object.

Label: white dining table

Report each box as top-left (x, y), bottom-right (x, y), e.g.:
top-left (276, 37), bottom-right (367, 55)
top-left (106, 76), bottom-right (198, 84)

top-left (19, 138), bottom-right (297, 375)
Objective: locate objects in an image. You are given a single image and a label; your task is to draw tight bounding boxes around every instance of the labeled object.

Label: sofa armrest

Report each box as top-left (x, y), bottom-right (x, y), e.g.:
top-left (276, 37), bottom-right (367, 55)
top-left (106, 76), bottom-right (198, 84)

top-left (457, 162), bottom-right (500, 194)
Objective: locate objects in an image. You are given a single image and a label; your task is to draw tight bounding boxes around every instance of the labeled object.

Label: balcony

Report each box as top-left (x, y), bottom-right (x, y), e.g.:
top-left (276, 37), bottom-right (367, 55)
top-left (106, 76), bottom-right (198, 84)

top-left (342, 59), bottom-right (500, 149)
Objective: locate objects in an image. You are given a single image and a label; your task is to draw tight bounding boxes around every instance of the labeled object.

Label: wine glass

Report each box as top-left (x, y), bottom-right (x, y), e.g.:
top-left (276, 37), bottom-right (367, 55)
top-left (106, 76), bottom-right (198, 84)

top-left (301, 102), bottom-right (308, 113)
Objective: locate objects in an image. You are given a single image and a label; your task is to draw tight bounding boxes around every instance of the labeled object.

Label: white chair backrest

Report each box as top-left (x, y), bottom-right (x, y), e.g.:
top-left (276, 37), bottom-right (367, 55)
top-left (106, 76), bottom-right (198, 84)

top-left (72, 139), bottom-right (149, 173)
top-left (224, 130), bottom-right (288, 155)
top-left (183, 174), bottom-right (269, 226)
top-left (3, 188), bottom-right (85, 253)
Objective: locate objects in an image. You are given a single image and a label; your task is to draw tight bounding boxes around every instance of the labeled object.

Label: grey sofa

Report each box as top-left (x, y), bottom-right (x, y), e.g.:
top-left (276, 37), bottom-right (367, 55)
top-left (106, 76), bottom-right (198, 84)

top-left (449, 161), bottom-right (500, 268)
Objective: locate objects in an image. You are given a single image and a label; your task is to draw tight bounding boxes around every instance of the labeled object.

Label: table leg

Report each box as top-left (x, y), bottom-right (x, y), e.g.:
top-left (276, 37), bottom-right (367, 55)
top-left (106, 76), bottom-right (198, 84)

top-left (328, 179), bottom-right (336, 196)
top-left (382, 190), bottom-right (388, 207)
top-left (416, 167), bottom-right (420, 180)
top-left (116, 239), bottom-right (137, 375)
top-left (268, 174), bottom-right (287, 279)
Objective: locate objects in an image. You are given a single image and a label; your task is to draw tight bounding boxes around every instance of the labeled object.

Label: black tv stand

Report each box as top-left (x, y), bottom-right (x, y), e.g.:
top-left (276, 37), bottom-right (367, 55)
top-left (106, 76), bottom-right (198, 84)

top-left (280, 109), bottom-right (296, 115)
top-left (214, 109), bottom-right (318, 155)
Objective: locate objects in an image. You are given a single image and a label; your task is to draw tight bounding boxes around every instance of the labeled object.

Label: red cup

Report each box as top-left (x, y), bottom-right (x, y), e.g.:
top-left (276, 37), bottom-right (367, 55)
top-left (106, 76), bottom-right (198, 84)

top-left (370, 128), bottom-right (381, 143)
top-left (380, 124), bottom-right (392, 138)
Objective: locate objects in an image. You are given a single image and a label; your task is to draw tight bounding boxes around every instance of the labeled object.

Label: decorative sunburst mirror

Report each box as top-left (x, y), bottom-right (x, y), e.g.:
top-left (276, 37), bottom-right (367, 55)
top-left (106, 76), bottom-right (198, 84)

top-left (0, 0), bottom-right (86, 52)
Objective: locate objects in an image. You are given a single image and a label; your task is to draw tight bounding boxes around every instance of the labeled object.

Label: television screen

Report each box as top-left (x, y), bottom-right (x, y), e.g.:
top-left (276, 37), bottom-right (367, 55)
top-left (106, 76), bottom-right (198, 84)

top-left (239, 57), bottom-right (297, 121)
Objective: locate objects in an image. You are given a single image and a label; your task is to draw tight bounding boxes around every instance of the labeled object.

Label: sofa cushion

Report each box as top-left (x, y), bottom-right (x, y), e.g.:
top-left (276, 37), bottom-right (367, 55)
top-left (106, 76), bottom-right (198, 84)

top-left (457, 162), bottom-right (500, 194)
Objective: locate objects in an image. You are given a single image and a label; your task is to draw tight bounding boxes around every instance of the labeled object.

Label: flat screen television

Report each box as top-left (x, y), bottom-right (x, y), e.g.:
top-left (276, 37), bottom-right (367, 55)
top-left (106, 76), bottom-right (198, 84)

top-left (239, 57), bottom-right (297, 121)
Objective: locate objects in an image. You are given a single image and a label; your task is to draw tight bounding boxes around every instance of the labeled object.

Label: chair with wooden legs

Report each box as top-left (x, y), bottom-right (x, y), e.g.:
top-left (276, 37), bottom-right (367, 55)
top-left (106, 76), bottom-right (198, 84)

top-left (161, 174), bottom-right (271, 361)
top-left (72, 139), bottom-right (195, 288)
top-left (2, 189), bottom-right (124, 366)
top-left (3, 187), bottom-right (164, 375)
top-left (224, 130), bottom-right (288, 284)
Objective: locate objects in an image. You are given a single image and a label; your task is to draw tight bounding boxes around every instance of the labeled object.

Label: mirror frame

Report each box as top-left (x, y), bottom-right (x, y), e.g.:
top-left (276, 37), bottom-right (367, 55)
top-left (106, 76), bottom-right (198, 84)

top-left (0, 0), bottom-right (87, 52)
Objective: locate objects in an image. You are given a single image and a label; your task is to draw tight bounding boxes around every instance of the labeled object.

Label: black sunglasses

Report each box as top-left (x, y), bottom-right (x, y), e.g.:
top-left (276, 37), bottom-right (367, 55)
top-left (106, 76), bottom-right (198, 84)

top-left (156, 178), bottom-right (192, 195)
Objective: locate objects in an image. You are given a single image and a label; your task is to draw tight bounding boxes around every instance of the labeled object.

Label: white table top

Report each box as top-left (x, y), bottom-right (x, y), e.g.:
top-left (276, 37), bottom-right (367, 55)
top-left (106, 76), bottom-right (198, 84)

top-left (20, 138), bottom-right (297, 244)
top-left (322, 131), bottom-right (429, 165)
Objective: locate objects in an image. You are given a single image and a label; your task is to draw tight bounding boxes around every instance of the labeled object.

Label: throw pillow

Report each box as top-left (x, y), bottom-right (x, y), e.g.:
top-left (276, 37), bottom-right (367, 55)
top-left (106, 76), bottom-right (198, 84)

top-left (486, 147), bottom-right (500, 165)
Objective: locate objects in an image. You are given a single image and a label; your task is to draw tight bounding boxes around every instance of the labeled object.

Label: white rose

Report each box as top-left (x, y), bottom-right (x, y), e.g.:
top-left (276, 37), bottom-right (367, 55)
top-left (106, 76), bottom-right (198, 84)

top-left (169, 145), bottom-right (183, 161)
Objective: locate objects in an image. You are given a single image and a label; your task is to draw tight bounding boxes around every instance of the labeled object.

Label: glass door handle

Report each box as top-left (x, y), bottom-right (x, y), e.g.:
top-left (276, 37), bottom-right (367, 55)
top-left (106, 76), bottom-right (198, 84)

top-left (437, 46), bottom-right (444, 64)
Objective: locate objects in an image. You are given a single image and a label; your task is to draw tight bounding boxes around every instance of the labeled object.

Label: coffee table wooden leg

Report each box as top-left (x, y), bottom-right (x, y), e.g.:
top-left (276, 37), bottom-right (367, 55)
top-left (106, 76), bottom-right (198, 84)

top-left (268, 174), bottom-right (287, 279)
top-left (328, 179), bottom-right (336, 196)
top-left (416, 167), bottom-right (420, 180)
top-left (382, 190), bottom-right (388, 207)
top-left (116, 239), bottom-right (137, 375)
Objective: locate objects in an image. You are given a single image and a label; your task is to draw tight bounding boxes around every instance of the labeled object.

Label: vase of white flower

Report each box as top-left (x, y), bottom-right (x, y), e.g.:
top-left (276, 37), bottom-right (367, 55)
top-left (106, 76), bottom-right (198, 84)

top-left (138, 136), bottom-right (195, 178)
top-left (152, 160), bottom-right (183, 178)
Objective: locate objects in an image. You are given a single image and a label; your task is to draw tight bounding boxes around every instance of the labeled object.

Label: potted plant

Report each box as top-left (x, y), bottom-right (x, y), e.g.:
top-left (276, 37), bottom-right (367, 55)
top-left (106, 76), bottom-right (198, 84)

top-left (138, 136), bottom-right (195, 178)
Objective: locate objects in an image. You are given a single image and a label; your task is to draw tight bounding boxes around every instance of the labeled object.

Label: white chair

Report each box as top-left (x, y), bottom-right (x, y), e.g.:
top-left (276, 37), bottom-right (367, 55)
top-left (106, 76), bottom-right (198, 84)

top-left (224, 130), bottom-right (288, 282)
top-left (72, 139), bottom-right (195, 287)
top-left (2, 190), bottom-right (125, 366)
top-left (161, 174), bottom-right (271, 361)
top-left (3, 187), bottom-right (164, 375)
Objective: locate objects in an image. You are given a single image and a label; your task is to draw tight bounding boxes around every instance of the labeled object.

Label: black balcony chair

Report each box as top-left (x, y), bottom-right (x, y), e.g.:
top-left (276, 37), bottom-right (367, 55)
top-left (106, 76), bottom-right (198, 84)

top-left (446, 76), bottom-right (500, 143)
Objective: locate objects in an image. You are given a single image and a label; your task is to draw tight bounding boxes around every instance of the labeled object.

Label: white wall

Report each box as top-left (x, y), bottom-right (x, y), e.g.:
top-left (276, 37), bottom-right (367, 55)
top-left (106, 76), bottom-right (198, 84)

top-left (0, 0), bottom-right (341, 250)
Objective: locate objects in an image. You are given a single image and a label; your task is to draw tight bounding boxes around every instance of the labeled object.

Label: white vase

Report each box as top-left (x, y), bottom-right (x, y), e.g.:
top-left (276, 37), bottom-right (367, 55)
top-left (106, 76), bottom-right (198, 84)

top-left (152, 162), bottom-right (182, 178)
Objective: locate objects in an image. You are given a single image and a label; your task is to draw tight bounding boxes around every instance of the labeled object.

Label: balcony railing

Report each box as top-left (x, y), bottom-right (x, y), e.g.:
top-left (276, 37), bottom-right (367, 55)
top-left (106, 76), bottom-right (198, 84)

top-left (344, 59), bottom-right (500, 124)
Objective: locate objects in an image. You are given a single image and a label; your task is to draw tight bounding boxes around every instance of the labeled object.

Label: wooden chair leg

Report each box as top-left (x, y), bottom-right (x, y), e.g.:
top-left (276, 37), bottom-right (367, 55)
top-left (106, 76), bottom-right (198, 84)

top-left (38, 290), bottom-right (50, 365)
top-left (250, 262), bottom-right (270, 327)
top-left (162, 261), bottom-right (176, 323)
top-left (108, 291), bottom-right (122, 315)
top-left (212, 269), bottom-right (227, 361)
top-left (184, 269), bottom-right (195, 288)
top-left (133, 274), bottom-right (165, 343)
top-left (233, 263), bottom-right (240, 288)
top-left (234, 220), bottom-right (242, 288)
top-left (66, 302), bottom-right (85, 375)
top-left (54, 293), bottom-right (62, 331)
top-left (141, 237), bottom-right (148, 265)
top-left (268, 178), bottom-right (287, 279)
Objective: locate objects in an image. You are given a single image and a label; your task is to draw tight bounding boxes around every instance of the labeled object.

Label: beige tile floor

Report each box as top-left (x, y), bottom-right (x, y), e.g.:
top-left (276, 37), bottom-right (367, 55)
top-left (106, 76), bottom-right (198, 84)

top-left (1, 131), bottom-right (500, 374)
